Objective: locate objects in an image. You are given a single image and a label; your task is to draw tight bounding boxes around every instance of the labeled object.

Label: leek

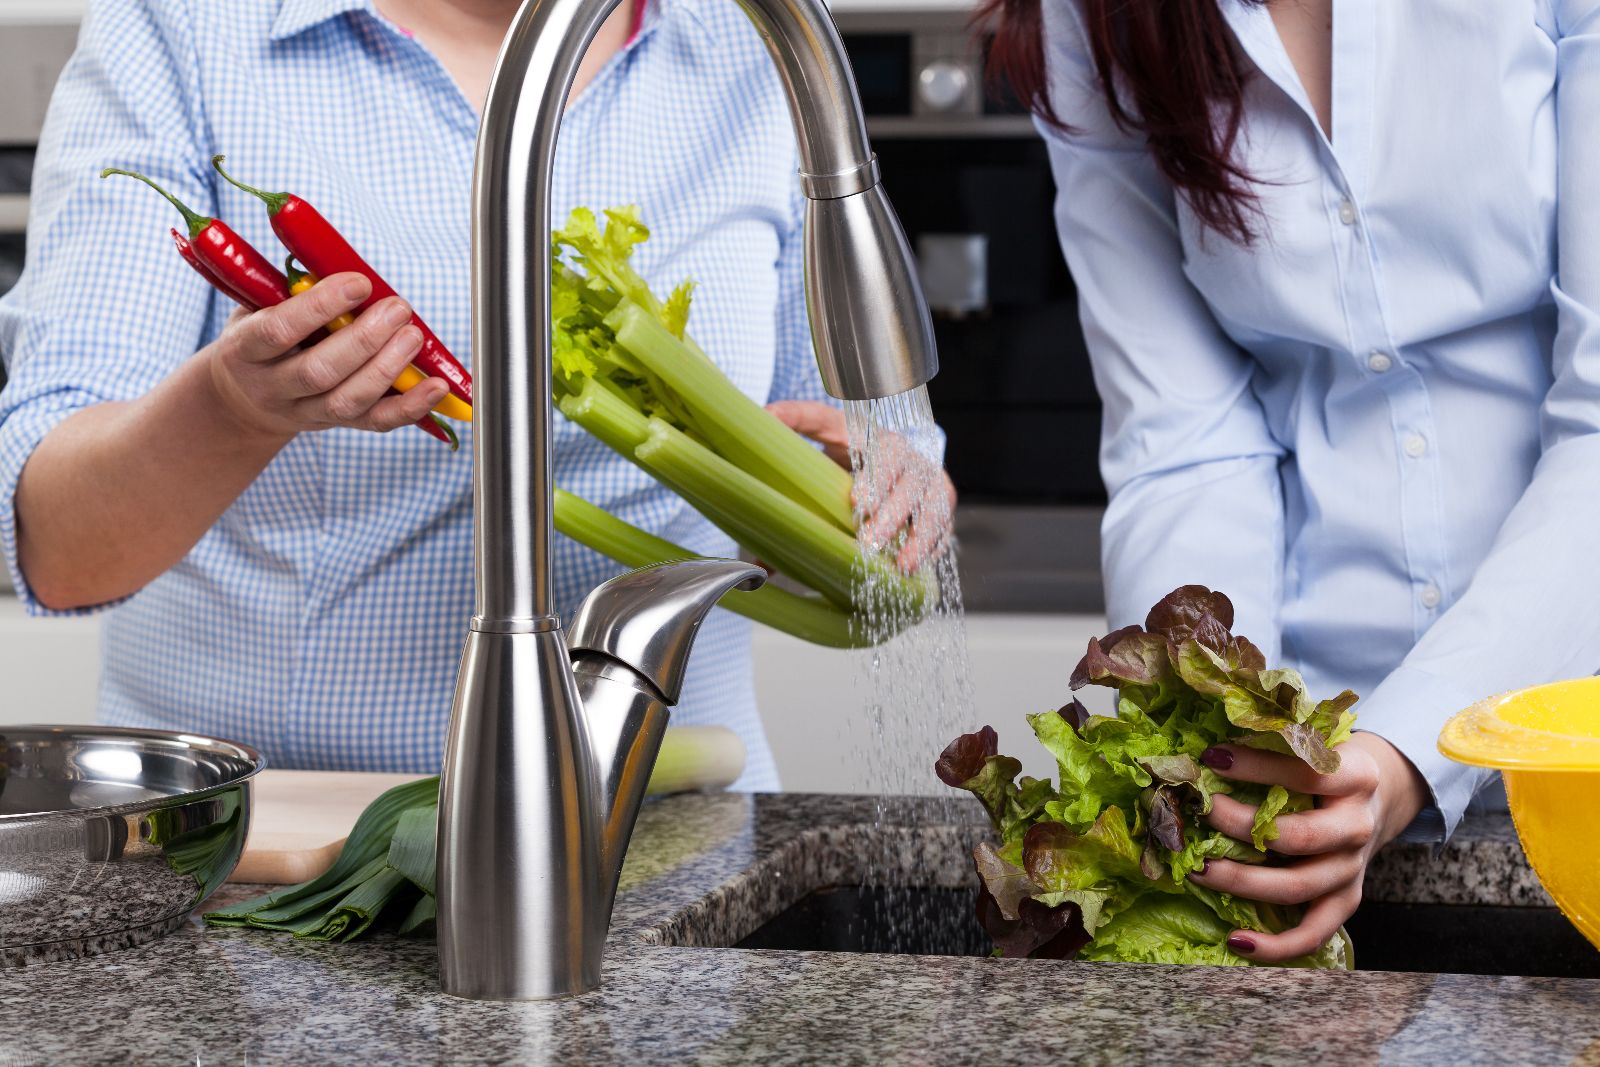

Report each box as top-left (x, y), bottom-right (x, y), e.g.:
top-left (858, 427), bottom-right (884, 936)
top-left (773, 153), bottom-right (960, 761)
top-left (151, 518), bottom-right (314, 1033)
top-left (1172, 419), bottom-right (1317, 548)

top-left (206, 726), bottom-right (747, 941)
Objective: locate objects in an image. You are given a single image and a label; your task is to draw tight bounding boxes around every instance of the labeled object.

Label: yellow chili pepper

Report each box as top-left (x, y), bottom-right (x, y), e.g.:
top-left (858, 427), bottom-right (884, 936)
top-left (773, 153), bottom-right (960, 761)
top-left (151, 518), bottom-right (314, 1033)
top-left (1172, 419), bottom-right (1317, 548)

top-left (288, 266), bottom-right (473, 422)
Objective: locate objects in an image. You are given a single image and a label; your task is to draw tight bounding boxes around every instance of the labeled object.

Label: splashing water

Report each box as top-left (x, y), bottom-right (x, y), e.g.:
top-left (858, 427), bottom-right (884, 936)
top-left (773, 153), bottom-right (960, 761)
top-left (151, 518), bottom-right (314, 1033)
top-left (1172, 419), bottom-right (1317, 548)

top-left (845, 385), bottom-right (978, 953)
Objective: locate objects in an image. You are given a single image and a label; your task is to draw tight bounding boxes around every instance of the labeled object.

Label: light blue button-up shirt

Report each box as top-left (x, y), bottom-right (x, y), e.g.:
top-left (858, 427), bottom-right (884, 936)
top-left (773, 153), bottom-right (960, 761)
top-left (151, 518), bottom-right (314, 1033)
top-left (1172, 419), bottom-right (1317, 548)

top-left (0, 0), bottom-right (834, 789)
top-left (1040, 0), bottom-right (1600, 836)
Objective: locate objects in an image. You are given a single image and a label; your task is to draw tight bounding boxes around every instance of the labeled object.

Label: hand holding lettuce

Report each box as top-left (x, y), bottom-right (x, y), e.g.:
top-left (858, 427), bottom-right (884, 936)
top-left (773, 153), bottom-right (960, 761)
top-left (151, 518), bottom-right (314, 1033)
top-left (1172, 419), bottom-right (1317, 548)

top-left (938, 585), bottom-right (1357, 968)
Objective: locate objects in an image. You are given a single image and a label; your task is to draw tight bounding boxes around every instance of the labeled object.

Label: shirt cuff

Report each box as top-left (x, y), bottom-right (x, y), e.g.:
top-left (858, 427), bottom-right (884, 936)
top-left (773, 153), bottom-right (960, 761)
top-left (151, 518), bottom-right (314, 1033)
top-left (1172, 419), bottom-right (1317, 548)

top-left (1352, 662), bottom-right (1491, 843)
top-left (0, 388), bottom-right (125, 616)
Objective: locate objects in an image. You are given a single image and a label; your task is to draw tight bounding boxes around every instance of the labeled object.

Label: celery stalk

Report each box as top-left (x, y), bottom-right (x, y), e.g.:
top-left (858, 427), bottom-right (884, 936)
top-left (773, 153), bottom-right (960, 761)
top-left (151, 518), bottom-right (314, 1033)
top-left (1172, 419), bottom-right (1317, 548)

top-left (553, 487), bottom-right (871, 648)
top-left (609, 302), bottom-right (856, 533)
top-left (556, 377), bottom-right (653, 454)
top-left (633, 418), bottom-right (928, 617)
top-left (558, 382), bottom-right (860, 609)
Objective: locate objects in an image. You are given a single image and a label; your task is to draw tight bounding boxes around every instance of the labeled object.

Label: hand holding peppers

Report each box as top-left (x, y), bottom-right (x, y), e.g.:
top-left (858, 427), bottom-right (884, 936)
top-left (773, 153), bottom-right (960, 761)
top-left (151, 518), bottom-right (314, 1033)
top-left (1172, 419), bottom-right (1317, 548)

top-left (203, 271), bottom-right (453, 441)
top-left (102, 161), bottom-right (474, 448)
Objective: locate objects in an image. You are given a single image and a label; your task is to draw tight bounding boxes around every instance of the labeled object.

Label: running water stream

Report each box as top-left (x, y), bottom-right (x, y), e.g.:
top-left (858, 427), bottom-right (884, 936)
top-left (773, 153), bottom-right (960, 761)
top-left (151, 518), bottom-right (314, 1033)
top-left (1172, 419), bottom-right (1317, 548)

top-left (845, 385), bottom-right (978, 952)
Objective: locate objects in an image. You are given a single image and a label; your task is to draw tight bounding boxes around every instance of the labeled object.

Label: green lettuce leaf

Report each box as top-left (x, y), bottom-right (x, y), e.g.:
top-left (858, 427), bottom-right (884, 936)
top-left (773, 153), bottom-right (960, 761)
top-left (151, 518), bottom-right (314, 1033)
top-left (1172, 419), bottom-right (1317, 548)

top-left (1077, 895), bottom-right (1243, 967)
top-left (938, 584), bottom-right (1362, 970)
top-left (1251, 785), bottom-right (1292, 850)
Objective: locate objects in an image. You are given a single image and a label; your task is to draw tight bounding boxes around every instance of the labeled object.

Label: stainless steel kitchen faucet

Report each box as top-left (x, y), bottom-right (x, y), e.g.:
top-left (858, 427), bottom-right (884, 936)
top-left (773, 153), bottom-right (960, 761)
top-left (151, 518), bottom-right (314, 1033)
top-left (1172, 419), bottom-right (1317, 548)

top-left (436, 0), bottom-right (938, 1000)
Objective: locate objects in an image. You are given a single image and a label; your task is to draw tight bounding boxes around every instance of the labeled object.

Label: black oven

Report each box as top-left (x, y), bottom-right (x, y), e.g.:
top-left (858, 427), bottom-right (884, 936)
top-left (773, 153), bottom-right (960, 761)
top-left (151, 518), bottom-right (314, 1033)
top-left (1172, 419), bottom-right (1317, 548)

top-left (0, 149), bottom-right (30, 305)
top-left (838, 11), bottom-right (1104, 612)
top-left (1, 15), bottom-right (80, 393)
top-left (0, 150), bottom-right (34, 395)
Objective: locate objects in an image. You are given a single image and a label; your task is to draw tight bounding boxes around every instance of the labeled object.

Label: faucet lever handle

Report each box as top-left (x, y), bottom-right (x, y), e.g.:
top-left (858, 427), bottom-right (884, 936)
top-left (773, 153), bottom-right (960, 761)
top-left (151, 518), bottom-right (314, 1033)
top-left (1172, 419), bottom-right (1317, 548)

top-left (567, 559), bottom-right (766, 705)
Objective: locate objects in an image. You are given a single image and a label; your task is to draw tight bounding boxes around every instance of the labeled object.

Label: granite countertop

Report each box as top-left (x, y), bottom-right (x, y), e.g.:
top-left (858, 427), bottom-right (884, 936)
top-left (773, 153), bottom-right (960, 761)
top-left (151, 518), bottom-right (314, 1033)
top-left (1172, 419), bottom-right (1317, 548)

top-left (3, 793), bottom-right (1596, 1066)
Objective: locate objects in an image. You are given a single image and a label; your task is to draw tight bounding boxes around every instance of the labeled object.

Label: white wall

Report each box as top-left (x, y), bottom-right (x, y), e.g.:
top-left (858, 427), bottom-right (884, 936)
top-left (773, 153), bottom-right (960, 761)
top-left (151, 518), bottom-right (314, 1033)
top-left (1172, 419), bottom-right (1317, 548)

top-left (0, 597), bottom-right (100, 726)
top-left (752, 612), bottom-right (1110, 794)
top-left (0, 591), bottom-right (1107, 802)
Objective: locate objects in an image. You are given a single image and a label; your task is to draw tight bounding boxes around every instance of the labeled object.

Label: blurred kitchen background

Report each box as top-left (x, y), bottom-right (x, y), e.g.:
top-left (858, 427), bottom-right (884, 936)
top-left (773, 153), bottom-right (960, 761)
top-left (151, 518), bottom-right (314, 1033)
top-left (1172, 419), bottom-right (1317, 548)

top-left (0, 0), bottom-right (1110, 789)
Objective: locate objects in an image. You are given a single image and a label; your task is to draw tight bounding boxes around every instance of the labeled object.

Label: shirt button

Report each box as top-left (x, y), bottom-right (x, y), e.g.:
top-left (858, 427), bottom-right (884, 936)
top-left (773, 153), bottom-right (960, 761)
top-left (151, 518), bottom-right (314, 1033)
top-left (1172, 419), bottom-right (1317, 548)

top-left (1403, 434), bottom-right (1428, 458)
top-left (1420, 583), bottom-right (1442, 610)
top-left (1368, 351), bottom-right (1393, 373)
top-left (1338, 199), bottom-right (1358, 226)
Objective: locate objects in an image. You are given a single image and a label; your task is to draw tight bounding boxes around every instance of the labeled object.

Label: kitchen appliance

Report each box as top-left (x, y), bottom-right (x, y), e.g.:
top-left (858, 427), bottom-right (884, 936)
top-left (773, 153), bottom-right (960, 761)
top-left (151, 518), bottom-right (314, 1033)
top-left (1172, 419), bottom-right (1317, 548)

top-left (835, 7), bottom-right (1105, 613)
top-left (0, 725), bottom-right (264, 965)
top-left (438, 0), bottom-right (938, 1001)
top-left (1440, 677), bottom-right (1600, 953)
top-left (0, 8), bottom-right (84, 388)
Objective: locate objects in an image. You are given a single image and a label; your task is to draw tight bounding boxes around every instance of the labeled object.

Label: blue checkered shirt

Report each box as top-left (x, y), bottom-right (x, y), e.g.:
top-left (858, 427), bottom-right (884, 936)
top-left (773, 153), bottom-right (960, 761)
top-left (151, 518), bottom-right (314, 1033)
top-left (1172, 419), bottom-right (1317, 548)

top-left (0, 0), bottom-right (835, 789)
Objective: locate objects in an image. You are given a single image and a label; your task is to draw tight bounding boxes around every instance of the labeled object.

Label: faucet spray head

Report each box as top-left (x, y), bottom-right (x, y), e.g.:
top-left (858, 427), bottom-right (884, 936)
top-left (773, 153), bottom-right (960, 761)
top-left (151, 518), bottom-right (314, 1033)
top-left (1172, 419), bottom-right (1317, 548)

top-left (804, 182), bottom-right (939, 401)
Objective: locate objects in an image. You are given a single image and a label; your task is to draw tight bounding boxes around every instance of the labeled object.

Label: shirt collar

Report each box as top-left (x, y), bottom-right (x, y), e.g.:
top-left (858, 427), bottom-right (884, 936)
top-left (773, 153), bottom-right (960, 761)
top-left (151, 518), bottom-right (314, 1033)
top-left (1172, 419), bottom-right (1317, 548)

top-left (272, 0), bottom-right (704, 44)
top-left (270, 0), bottom-right (372, 41)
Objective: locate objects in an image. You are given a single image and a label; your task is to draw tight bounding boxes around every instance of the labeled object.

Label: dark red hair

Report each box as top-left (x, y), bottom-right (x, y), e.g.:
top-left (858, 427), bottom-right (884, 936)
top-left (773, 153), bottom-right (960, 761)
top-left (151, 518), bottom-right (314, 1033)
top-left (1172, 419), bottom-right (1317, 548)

top-left (979, 0), bottom-right (1265, 243)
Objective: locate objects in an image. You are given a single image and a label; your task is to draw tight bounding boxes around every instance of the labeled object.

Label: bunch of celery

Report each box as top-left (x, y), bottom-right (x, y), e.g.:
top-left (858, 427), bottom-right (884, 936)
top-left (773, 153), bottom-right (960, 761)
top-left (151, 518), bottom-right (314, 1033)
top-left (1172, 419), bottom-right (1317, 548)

top-left (547, 207), bottom-right (929, 648)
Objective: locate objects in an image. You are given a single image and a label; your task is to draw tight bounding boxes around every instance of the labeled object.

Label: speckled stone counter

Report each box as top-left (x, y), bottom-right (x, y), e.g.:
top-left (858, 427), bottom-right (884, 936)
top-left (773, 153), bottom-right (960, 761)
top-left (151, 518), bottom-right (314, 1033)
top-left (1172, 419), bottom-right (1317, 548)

top-left (2, 793), bottom-right (1594, 1066)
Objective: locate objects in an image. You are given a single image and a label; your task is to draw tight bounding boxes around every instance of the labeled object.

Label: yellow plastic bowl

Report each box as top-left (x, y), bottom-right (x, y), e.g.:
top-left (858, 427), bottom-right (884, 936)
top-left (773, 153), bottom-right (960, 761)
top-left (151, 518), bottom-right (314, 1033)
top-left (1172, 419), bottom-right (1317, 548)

top-left (1438, 676), bottom-right (1600, 951)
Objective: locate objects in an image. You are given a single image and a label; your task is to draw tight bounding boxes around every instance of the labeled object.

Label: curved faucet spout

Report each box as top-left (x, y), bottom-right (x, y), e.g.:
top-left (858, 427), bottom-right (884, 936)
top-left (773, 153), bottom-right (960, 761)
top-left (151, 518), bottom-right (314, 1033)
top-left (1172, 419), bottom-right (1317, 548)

top-left (469, 0), bottom-right (934, 629)
top-left (439, 0), bottom-right (937, 1002)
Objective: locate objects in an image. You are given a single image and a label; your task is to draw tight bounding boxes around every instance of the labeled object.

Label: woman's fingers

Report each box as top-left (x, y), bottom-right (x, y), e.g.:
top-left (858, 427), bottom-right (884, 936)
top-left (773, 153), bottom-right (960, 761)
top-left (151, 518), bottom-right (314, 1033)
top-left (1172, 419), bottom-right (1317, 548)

top-left (895, 470), bottom-right (956, 570)
top-left (766, 400), bottom-right (850, 467)
top-left (1203, 793), bottom-right (1376, 856)
top-left (235, 272), bottom-right (373, 363)
top-left (272, 297), bottom-right (413, 400)
top-left (1224, 886), bottom-right (1361, 964)
top-left (297, 325), bottom-right (429, 427)
top-left (1202, 743), bottom-right (1378, 798)
top-left (362, 390), bottom-right (446, 434)
top-left (1189, 849), bottom-right (1360, 905)
top-left (861, 468), bottom-right (918, 549)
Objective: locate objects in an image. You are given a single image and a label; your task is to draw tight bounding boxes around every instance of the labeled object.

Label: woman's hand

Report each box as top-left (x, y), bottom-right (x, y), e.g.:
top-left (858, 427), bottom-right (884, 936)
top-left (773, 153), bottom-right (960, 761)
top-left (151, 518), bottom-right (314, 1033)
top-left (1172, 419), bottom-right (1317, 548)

top-left (1186, 732), bottom-right (1430, 962)
top-left (206, 271), bottom-right (449, 441)
top-left (766, 399), bottom-right (957, 570)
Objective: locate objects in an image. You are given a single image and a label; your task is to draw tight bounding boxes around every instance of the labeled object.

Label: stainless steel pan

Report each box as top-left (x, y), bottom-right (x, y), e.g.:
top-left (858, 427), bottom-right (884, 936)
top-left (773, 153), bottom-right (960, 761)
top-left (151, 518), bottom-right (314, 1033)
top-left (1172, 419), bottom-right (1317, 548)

top-left (0, 725), bottom-right (265, 965)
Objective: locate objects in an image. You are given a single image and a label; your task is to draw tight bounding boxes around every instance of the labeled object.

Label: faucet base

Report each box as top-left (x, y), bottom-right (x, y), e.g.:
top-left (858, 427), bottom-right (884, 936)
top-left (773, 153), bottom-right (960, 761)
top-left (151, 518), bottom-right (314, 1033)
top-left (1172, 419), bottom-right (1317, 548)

top-left (437, 627), bottom-right (606, 1000)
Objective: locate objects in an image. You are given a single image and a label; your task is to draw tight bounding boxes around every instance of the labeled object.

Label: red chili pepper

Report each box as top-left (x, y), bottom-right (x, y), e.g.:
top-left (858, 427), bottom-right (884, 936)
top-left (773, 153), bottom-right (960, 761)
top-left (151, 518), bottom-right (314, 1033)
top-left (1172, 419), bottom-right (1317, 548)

top-left (103, 168), bottom-right (291, 310)
top-left (211, 156), bottom-right (474, 409)
top-left (171, 227), bottom-right (336, 346)
top-left (171, 228), bottom-right (244, 301)
top-left (164, 219), bottom-right (451, 448)
top-left (415, 412), bottom-right (460, 448)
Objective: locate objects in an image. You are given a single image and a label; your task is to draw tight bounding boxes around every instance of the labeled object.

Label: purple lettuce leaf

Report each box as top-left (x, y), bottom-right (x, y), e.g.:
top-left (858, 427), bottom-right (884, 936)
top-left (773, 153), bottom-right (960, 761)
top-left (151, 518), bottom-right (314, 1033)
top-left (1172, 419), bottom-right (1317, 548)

top-left (1144, 585), bottom-right (1236, 654)
top-left (935, 726), bottom-right (1024, 831)
top-left (1069, 626), bottom-right (1172, 692)
top-left (972, 842), bottom-right (1039, 921)
top-left (974, 883), bottom-right (1092, 960)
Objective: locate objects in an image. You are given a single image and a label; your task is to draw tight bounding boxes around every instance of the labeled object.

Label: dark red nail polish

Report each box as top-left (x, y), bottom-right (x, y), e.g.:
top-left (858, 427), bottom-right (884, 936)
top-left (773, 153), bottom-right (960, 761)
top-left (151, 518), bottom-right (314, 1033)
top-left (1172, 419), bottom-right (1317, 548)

top-left (1226, 935), bottom-right (1256, 954)
top-left (1200, 747), bottom-right (1234, 770)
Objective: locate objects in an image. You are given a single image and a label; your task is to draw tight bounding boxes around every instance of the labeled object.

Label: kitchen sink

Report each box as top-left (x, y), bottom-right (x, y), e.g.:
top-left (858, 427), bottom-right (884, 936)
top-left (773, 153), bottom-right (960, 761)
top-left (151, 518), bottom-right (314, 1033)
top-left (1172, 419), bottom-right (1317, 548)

top-left (734, 885), bottom-right (1600, 978)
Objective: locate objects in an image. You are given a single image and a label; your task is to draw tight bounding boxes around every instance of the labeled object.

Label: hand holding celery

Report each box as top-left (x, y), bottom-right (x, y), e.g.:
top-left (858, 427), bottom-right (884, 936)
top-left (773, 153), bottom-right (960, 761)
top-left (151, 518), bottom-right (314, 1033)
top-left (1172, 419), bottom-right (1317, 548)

top-left (937, 585), bottom-right (1357, 968)
top-left (547, 207), bottom-right (932, 646)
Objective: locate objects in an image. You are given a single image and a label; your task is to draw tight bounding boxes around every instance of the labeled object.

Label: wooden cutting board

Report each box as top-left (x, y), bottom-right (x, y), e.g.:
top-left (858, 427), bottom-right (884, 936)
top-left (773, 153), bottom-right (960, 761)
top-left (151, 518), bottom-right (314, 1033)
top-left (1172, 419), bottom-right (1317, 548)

top-left (229, 725), bottom-right (746, 885)
top-left (230, 770), bottom-right (428, 885)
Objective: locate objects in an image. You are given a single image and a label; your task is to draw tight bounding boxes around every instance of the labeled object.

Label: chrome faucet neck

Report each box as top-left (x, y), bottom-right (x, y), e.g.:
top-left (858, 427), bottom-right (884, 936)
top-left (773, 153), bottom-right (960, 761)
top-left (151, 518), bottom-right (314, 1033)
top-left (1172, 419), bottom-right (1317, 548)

top-left (438, 0), bottom-right (936, 1002)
